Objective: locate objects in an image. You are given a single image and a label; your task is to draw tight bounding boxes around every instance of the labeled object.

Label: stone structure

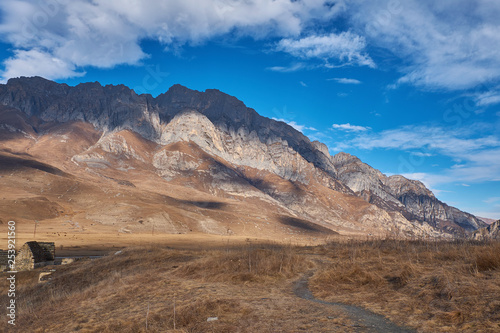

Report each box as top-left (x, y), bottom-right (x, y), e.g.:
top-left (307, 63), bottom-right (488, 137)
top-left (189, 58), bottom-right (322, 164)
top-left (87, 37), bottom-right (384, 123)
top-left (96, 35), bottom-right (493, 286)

top-left (15, 241), bottom-right (55, 271)
top-left (0, 250), bottom-right (8, 271)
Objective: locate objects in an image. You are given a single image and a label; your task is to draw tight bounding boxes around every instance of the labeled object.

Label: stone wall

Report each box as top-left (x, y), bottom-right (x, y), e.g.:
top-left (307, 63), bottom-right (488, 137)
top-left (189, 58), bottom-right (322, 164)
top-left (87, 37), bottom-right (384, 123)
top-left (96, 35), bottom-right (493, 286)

top-left (15, 241), bottom-right (56, 271)
top-left (15, 243), bottom-right (35, 271)
top-left (37, 242), bottom-right (56, 260)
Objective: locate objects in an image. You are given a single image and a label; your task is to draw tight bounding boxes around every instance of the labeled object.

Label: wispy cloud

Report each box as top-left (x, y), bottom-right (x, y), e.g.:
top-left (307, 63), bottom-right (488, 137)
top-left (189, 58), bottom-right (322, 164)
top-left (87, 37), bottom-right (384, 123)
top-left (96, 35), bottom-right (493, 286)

top-left (349, 0), bottom-right (500, 99)
top-left (299, 81), bottom-right (307, 87)
top-left (332, 123), bottom-right (371, 132)
top-left (275, 32), bottom-right (375, 68)
top-left (266, 63), bottom-right (305, 73)
top-left (399, 172), bottom-right (453, 190)
top-left (272, 118), bottom-right (317, 133)
top-left (328, 77), bottom-right (362, 84)
top-left (412, 152), bottom-right (434, 157)
top-left (474, 88), bottom-right (500, 106)
top-left (342, 124), bottom-right (500, 183)
top-left (484, 197), bottom-right (500, 204)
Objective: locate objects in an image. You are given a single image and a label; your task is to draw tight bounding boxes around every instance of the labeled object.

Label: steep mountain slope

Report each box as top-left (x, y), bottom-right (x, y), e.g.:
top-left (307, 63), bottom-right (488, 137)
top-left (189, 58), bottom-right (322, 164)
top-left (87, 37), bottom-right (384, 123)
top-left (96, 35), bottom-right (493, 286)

top-left (0, 77), bottom-right (337, 182)
top-left (473, 220), bottom-right (500, 240)
top-left (331, 152), bottom-right (484, 233)
top-left (0, 77), bottom-right (485, 239)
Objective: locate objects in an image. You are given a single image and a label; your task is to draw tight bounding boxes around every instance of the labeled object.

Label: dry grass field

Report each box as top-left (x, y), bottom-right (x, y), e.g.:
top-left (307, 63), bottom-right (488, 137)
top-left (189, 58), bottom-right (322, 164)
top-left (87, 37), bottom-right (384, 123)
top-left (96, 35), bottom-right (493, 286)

top-left (310, 239), bottom-right (500, 332)
top-left (0, 239), bottom-right (499, 332)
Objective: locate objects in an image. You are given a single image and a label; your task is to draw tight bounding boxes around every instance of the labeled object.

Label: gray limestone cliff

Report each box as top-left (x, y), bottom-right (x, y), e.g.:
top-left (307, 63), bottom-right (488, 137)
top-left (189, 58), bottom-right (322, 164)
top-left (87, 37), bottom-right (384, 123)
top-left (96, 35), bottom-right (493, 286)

top-left (473, 220), bottom-right (500, 240)
top-left (331, 152), bottom-right (486, 233)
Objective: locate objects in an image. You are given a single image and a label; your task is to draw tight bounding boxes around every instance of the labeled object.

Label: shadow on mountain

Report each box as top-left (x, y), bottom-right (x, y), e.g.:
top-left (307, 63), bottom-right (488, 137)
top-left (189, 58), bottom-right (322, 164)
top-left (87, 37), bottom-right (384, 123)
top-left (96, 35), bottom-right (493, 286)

top-left (245, 175), bottom-right (305, 197)
top-left (180, 200), bottom-right (228, 210)
top-left (0, 152), bottom-right (70, 177)
top-left (278, 216), bottom-right (338, 234)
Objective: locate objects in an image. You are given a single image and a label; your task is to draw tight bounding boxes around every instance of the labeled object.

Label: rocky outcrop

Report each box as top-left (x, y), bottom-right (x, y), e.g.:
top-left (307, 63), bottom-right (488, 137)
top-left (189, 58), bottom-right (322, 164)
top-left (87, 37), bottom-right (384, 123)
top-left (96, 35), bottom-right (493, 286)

top-left (331, 152), bottom-right (402, 205)
top-left (159, 110), bottom-right (318, 183)
top-left (331, 152), bottom-right (485, 233)
top-left (473, 220), bottom-right (500, 240)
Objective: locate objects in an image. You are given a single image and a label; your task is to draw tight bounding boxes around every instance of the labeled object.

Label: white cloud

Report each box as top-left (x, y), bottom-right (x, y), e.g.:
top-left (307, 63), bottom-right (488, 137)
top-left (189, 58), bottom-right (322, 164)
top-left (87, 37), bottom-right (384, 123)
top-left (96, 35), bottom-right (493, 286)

top-left (299, 81), bottom-right (307, 87)
top-left (350, 126), bottom-right (500, 153)
top-left (0, 0), bottom-right (345, 80)
top-left (412, 152), bottom-right (433, 157)
top-left (0, 49), bottom-right (85, 82)
top-left (329, 77), bottom-right (362, 84)
top-left (475, 88), bottom-right (500, 106)
top-left (348, 0), bottom-right (500, 95)
top-left (266, 63), bottom-right (305, 72)
top-left (272, 118), bottom-right (317, 133)
top-left (275, 32), bottom-right (375, 68)
top-left (344, 124), bottom-right (500, 183)
top-left (332, 123), bottom-right (371, 132)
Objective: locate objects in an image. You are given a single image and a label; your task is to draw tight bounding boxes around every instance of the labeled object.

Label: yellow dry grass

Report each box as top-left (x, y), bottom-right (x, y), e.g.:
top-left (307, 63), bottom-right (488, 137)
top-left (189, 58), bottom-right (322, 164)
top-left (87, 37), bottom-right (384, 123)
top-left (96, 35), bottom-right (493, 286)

top-left (0, 239), bottom-right (498, 332)
top-left (0, 243), bottom-right (348, 333)
top-left (310, 239), bottom-right (500, 332)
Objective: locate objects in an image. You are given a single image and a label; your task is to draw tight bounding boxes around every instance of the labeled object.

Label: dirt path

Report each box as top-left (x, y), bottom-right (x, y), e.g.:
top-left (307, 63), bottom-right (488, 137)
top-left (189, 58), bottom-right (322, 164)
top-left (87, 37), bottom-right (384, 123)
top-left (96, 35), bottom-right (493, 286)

top-left (293, 270), bottom-right (417, 333)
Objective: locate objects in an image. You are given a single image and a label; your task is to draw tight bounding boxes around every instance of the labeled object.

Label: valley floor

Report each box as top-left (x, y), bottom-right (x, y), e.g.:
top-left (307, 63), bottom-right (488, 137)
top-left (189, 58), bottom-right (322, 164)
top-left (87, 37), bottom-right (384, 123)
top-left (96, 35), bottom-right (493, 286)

top-left (0, 239), bottom-right (499, 332)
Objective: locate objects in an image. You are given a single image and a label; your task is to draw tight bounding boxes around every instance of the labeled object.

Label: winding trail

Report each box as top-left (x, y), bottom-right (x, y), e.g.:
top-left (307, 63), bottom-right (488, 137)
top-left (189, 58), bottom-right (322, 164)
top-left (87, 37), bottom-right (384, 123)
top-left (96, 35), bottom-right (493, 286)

top-left (293, 270), bottom-right (417, 333)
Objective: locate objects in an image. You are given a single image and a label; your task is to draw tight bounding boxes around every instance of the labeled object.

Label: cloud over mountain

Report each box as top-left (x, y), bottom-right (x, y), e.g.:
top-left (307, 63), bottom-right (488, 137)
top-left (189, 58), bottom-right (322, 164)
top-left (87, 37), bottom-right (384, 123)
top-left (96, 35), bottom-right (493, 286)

top-left (2, 0), bottom-right (500, 109)
top-left (0, 0), bottom-right (343, 81)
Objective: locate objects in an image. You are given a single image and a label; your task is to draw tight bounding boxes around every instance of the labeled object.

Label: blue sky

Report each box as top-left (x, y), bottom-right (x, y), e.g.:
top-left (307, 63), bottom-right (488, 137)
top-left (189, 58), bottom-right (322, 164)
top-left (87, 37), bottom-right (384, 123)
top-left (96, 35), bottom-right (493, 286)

top-left (0, 0), bottom-right (499, 219)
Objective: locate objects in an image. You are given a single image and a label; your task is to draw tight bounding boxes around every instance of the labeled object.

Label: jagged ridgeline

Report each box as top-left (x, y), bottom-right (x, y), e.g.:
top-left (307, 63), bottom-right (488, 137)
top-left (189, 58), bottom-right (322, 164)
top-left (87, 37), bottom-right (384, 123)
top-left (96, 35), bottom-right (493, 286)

top-left (0, 77), bottom-right (486, 238)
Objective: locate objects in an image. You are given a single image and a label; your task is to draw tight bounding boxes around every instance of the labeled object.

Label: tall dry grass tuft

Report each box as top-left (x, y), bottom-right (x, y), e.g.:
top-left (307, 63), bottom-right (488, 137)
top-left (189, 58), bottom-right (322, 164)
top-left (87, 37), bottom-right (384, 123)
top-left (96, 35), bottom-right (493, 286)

top-left (176, 243), bottom-right (312, 283)
top-left (470, 241), bottom-right (500, 272)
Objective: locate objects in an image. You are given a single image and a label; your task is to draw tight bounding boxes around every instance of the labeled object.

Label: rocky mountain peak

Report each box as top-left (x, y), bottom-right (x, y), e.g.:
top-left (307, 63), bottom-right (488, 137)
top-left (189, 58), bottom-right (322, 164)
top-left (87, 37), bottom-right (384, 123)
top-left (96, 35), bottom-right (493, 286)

top-left (312, 141), bottom-right (330, 157)
top-left (331, 152), bottom-right (362, 166)
top-left (385, 175), bottom-right (434, 198)
top-left (6, 75), bottom-right (64, 88)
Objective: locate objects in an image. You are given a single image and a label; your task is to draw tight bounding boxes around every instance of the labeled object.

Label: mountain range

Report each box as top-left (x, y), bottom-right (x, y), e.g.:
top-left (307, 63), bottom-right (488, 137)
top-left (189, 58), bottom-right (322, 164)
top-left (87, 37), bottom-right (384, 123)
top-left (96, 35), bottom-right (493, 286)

top-left (0, 77), bottom-right (487, 239)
